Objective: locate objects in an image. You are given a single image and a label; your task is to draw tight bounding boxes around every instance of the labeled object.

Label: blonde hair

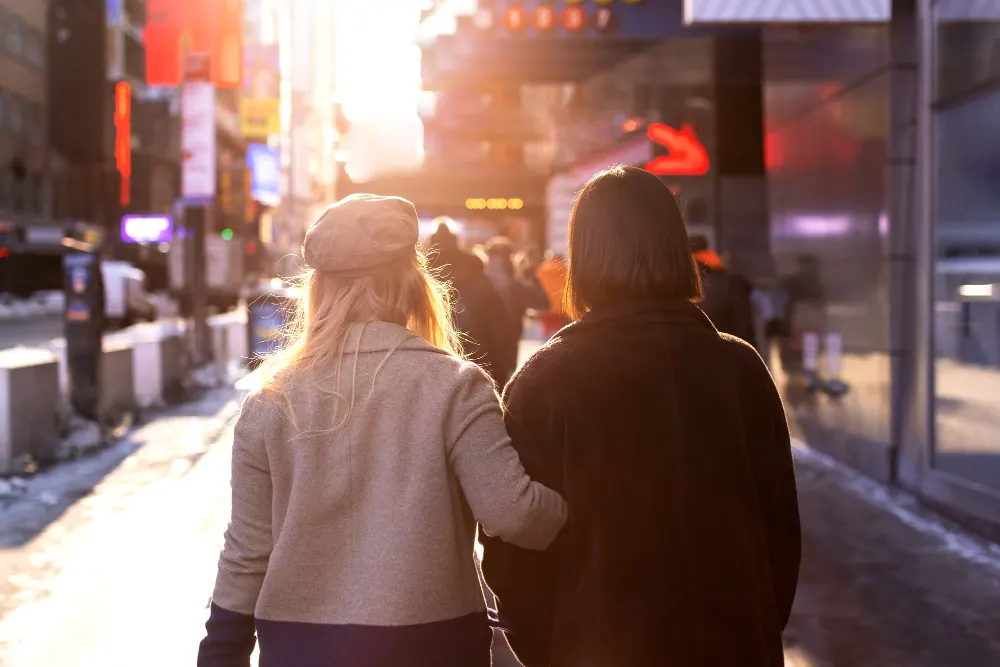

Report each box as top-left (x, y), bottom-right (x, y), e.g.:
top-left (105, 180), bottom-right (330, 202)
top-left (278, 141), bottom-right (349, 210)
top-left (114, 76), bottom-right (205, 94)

top-left (253, 247), bottom-right (462, 431)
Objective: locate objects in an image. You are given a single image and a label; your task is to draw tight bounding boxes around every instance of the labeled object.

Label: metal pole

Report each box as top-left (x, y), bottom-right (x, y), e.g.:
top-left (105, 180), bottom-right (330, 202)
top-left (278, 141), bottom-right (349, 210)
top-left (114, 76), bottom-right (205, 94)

top-left (186, 203), bottom-right (212, 364)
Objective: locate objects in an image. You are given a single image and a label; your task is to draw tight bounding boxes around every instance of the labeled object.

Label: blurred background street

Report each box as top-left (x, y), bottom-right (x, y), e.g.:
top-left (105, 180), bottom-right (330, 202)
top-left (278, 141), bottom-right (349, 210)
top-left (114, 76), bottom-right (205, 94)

top-left (2, 0), bottom-right (1000, 665)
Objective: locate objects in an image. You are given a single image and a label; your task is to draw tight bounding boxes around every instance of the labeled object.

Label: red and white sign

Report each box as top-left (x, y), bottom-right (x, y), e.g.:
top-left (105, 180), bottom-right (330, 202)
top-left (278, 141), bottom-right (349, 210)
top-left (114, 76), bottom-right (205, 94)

top-left (182, 81), bottom-right (216, 202)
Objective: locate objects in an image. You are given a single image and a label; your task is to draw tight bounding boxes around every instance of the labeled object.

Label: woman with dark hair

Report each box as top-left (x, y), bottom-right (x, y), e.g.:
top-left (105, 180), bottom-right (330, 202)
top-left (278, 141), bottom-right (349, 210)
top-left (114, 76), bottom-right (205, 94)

top-left (481, 166), bottom-right (800, 667)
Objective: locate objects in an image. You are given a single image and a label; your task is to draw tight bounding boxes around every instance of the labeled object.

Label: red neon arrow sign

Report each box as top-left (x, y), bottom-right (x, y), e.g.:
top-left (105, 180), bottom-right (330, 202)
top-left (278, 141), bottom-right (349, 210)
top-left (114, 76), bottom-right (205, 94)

top-left (644, 122), bottom-right (710, 176)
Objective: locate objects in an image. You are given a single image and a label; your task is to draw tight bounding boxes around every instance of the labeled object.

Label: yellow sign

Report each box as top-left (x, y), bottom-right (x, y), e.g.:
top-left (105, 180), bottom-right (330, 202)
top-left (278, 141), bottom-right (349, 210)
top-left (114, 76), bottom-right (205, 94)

top-left (240, 98), bottom-right (280, 138)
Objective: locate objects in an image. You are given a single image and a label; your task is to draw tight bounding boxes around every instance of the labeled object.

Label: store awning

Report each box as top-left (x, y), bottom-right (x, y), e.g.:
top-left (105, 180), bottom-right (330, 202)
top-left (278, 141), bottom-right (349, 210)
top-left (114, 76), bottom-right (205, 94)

top-left (684, 0), bottom-right (890, 24)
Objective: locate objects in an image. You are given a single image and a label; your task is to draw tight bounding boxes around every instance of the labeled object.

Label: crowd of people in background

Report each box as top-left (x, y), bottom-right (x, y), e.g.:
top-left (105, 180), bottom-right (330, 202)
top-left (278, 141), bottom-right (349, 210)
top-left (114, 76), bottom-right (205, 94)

top-left (427, 219), bottom-right (551, 388)
top-left (424, 216), bottom-right (832, 398)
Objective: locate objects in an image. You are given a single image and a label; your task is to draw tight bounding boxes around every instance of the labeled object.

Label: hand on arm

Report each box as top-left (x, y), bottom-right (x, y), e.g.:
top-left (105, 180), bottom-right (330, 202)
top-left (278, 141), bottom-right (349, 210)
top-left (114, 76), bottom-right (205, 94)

top-left (447, 365), bottom-right (567, 550)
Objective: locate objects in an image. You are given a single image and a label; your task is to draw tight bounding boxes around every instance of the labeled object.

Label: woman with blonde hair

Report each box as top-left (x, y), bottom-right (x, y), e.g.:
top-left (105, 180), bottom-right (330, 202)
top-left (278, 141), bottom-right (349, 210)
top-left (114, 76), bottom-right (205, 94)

top-left (198, 194), bottom-right (567, 667)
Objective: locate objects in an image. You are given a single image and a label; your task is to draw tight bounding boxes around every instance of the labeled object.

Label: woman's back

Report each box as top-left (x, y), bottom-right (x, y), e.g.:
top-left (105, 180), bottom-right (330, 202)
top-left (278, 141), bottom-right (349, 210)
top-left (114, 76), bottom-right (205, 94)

top-left (199, 194), bottom-right (567, 667)
top-left (248, 323), bottom-right (488, 626)
top-left (483, 302), bottom-right (800, 666)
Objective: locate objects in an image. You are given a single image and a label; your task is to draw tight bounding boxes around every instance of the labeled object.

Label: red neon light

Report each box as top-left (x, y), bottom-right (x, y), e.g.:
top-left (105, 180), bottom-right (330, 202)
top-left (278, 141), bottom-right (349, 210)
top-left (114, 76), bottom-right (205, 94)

top-left (644, 123), bottom-right (710, 176)
top-left (534, 5), bottom-right (556, 31)
top-left (0, 248), bottom-right (9, 259)
top-left (503, 5), bottom-right (526, 32)
top-left (114, 82), bottom-right (131, 206)
top-left (562, 6), bottom-right (586, 32)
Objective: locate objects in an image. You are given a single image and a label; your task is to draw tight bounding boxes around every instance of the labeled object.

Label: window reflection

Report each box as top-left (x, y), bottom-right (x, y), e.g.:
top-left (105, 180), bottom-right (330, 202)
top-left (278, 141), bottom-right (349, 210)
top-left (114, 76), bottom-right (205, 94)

top-left (933, 86), bottom-right (1000, 491)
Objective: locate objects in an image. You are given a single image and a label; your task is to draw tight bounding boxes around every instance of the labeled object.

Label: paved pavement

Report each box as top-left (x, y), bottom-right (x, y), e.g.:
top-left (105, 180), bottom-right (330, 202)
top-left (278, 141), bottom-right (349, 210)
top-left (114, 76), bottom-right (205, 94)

top-left (1, 381), bottom-right (999, 666)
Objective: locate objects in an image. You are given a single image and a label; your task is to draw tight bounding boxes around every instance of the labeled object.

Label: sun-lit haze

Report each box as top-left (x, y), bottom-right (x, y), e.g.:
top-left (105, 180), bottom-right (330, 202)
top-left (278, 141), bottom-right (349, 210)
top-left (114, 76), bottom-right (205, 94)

top-left (334, 0), bottom-right (426, 179)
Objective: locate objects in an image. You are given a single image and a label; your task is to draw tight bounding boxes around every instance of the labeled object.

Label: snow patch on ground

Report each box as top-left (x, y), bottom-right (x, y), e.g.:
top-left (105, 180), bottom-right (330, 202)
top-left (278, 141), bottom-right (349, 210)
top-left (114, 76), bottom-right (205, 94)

top-left (792, 440), bottom-right (1000, 572)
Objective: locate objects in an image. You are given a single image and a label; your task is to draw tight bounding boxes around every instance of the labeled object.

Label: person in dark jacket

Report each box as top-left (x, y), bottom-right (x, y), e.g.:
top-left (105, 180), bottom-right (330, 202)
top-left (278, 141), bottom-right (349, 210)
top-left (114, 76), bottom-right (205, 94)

top-left (483, 237), bottom-right (550, 387)
top-left (690, 234), bottom-right (757, 347)
top-left (428, 222), bottom-right (509, 386)
top-left (480, 165), bottom-right (800, 667)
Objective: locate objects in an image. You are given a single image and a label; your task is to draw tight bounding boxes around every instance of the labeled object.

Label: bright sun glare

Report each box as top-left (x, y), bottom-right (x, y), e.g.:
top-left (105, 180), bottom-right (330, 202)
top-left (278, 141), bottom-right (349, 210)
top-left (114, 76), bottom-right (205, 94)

top-left (335, 0), bottom-right (424, 122)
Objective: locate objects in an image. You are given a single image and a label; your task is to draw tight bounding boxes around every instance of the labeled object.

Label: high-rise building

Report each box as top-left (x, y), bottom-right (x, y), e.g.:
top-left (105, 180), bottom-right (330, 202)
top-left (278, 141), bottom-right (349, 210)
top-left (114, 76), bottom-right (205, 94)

top-left (0, 0), bottom-right (56, 294)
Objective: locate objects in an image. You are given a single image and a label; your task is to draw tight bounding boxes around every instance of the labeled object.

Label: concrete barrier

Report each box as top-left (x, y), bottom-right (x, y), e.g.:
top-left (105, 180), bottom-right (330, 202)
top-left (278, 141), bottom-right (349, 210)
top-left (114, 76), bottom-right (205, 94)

top-left (0, 348), bottom-right (60, 473)
top-left (99, 340), bottom-right (135, 425)
top-left (209, 311), bottom-right (248, 382)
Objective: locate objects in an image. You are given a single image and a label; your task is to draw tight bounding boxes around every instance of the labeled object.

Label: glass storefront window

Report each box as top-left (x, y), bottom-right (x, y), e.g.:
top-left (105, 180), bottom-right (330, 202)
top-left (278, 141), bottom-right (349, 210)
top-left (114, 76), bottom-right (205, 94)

top-left (933, 54), bottom-right (1000, 492)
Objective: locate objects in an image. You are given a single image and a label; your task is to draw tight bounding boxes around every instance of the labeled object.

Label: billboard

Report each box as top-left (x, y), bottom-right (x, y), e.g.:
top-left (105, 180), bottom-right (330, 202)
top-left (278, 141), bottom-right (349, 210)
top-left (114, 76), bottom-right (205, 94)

top-left (145, 0), bottom-right (243, 87)
top-left (247, 143), bottom-right (281, 207)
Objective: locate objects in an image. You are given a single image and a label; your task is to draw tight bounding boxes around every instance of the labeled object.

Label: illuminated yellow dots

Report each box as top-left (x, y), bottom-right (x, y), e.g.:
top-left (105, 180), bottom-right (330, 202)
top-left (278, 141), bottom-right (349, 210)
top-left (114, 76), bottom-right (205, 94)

top-left (466, 197), bottom-right (524, 210)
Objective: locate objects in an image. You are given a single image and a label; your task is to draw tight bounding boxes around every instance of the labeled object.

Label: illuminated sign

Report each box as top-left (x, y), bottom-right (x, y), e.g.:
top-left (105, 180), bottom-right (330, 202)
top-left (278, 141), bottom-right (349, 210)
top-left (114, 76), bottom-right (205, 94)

top-left (121, 215), bottom-right (174, 244)
top-left (114, 81), bottom-right (131, 206)
top-left (534, 5), bottom-right (556, 31)
top-left (472, 8), bottom-right (494, 30)
top-left (562, 6), bottom-right (587, 32)
top-left (595, 6), bottom-right (617, 32)
top-left (466, 198), bottom-right (524, 211)
top-left (503, 5), bottom-right (527, 31)
top-left (644, 123), bottom-right (710, 176)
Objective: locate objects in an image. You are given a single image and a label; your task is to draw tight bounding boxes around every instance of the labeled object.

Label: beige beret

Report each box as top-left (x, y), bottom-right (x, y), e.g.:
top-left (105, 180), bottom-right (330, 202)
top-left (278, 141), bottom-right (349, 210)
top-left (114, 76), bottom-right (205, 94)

top-left (302, 193), bottom-right (419, 276)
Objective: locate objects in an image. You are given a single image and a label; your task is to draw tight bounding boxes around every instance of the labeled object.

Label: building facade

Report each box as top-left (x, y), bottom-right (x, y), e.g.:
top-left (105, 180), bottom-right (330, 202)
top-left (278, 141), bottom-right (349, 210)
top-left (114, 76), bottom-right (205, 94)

top-left (0, 0), bottom-right (52, 294)
top-left (683, 0), bottom-right (1000, 536)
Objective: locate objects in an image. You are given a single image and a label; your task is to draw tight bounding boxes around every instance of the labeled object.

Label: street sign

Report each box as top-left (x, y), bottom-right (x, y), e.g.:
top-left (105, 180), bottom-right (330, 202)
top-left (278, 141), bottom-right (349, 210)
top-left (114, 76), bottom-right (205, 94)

top-left (181, 80), bottom-right (216, 203)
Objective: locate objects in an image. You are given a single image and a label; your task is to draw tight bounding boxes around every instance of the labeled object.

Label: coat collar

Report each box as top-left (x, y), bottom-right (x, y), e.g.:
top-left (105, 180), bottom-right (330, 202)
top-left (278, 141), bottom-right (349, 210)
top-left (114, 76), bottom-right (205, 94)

top-left (572, 299), bottom-right (717, 333)
top-left (342, 321), bottom-right (450, 357)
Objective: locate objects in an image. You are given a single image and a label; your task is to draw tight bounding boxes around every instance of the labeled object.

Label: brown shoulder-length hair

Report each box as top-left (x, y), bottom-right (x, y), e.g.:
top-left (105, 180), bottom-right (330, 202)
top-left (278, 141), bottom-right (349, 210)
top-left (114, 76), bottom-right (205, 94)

top-left (564, 165), bottom-right (702, 319)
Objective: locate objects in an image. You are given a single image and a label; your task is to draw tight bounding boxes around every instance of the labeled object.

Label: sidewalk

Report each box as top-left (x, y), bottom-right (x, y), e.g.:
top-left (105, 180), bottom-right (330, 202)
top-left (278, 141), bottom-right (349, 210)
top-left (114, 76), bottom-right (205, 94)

top-left (782, 444), bottom-right (1000, 667)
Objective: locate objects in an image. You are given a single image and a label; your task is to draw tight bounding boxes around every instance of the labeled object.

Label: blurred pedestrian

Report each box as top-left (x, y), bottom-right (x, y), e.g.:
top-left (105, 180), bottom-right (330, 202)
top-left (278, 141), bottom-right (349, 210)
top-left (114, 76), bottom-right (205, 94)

top-left (483, 237), bottom-right (549, 386)
top-left (480, 167), bottom-right (800, 667)
top-left (198, 194), bottom-right (567, 667)
top-left (691, 235), bottom-right (757, 347)
top-left (536, 251), bottom-right (570, 338)
top-left (428, 221), bottom-right (508, 386)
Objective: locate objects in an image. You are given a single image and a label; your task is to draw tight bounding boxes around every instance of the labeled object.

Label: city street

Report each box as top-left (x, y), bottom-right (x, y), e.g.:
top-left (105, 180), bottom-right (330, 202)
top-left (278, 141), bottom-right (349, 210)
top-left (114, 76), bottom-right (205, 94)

top-left (0, 379), bottom-right (998, 666)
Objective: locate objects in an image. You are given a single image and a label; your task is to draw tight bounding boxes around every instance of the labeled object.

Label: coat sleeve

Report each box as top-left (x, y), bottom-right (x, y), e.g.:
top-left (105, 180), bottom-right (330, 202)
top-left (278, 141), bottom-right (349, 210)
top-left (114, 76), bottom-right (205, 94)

top-left (480, 368), bottom-right (567, 667)
top-left (447, 364), bottom-right (567, 550)
top-left (748, 354), bottom-right (801, 629)
top-left (198, 393), bottom-right (275, 667)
